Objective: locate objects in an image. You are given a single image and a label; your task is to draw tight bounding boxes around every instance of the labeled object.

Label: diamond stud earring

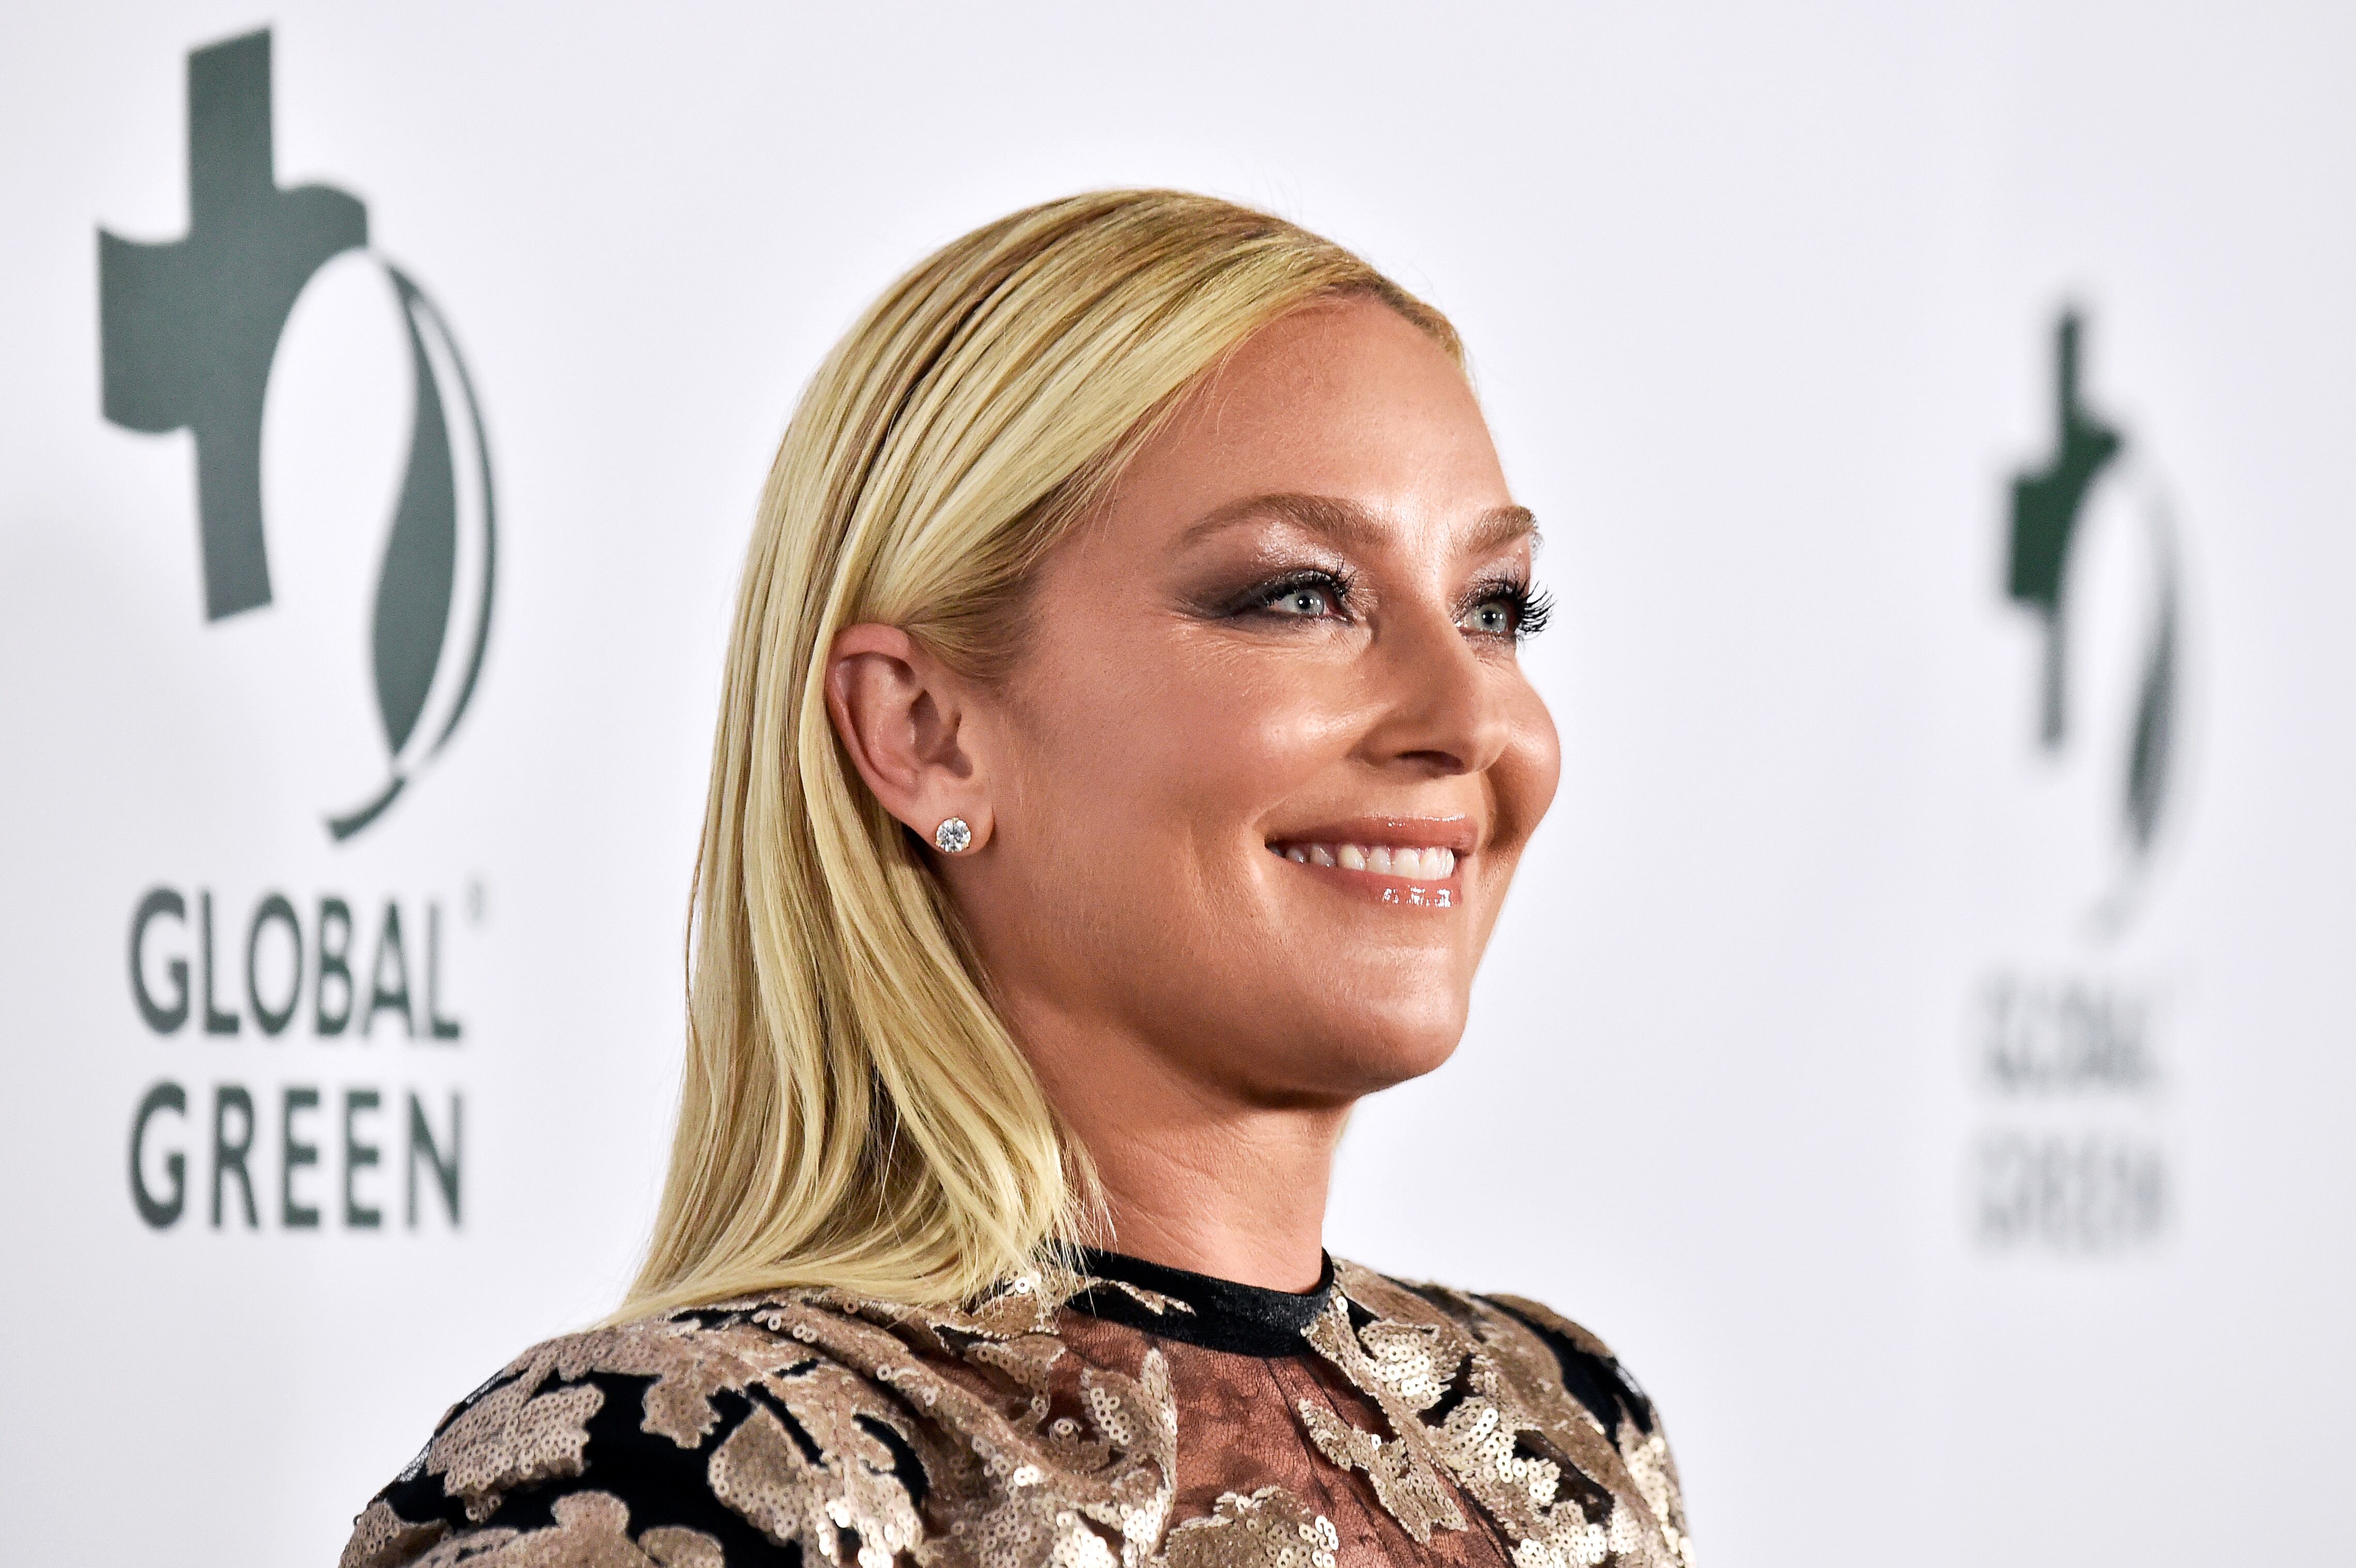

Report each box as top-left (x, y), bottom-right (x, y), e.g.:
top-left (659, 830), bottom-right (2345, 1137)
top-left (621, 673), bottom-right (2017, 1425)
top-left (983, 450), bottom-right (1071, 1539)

top-left (933, 817), bottom-right (973, 854)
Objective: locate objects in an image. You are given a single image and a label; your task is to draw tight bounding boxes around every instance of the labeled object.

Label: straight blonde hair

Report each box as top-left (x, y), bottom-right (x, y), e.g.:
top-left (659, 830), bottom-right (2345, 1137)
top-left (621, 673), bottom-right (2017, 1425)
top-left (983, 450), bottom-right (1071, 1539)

top-left (624, 190), bottom-right (1461, 1316)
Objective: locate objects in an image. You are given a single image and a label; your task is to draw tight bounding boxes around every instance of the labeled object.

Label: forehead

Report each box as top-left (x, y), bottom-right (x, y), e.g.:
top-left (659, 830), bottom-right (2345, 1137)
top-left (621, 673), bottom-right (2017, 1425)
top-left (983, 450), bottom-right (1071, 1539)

top-left (1107, 297), bottom-right (1514, 545)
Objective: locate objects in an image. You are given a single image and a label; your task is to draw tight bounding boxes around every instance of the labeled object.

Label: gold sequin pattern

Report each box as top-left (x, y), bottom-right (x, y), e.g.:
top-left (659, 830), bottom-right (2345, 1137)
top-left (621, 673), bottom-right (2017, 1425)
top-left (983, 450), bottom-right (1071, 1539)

top-left (1296, 1264), bottom-right (1685, 1568)
top-left (1156, 1488), bottom-right (1340, 1568)
top-left (392, 1491), bottom-right (727, 1566)
top-left (341, 1259), bottom-right (1690, 1567)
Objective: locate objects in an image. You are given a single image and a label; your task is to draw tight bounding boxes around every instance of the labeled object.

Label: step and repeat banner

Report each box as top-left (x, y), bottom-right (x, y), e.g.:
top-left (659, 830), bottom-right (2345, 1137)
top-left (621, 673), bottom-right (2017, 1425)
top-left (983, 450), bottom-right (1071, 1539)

top-left (3, 4), bottom-right (2349, 1563)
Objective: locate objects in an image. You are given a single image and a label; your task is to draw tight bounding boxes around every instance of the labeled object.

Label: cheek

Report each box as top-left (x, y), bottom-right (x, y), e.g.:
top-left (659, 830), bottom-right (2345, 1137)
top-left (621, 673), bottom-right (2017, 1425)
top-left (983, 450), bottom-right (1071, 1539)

top-left (1179, 679), bottom-right (1353, 812)
top-left (1028, 644), bottom-right (1353, 841)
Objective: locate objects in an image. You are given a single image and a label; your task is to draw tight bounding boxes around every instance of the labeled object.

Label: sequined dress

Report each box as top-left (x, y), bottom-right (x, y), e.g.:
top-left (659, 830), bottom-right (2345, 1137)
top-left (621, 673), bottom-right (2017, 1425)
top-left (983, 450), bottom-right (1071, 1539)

top-left (341, 1251), bottom-right (1694, 1567)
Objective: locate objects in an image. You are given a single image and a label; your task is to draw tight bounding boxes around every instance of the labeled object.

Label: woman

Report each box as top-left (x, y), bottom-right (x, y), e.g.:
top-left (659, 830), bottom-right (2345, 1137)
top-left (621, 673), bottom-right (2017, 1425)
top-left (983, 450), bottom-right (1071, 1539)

top-left (343, 190), bottom-right (1693, 1568)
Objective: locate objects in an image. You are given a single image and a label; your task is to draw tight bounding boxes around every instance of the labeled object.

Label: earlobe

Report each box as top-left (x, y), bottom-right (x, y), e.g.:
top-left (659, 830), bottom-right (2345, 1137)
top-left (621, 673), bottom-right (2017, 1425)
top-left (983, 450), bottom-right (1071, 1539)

top-left (825, 623), bottom-right (994, 856)
top-left (935, 803), bottom-right (993, 856)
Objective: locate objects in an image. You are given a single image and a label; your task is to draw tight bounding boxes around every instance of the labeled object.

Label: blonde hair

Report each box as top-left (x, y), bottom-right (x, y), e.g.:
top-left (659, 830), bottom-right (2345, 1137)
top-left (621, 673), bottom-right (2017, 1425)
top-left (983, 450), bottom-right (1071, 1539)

top-left (624, 190), bottom-right (1461, 1316)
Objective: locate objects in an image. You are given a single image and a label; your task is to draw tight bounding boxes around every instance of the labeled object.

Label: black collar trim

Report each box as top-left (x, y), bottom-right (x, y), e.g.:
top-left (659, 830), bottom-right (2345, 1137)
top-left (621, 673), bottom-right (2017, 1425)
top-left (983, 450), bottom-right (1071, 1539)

top-left (1067, 1248), bottom-right (1335, 1358)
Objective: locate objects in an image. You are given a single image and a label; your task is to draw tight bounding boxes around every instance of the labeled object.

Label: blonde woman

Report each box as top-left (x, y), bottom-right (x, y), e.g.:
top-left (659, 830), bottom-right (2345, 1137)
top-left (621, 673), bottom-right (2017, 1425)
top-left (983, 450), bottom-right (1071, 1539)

top-left (343, 191), bottom-right (1693, 1568)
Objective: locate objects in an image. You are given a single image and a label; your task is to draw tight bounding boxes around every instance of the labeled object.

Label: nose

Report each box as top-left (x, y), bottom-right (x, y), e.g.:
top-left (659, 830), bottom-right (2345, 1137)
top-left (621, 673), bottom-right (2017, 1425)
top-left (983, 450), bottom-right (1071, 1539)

top-left (1353, 600), bottom-right (1514, 779)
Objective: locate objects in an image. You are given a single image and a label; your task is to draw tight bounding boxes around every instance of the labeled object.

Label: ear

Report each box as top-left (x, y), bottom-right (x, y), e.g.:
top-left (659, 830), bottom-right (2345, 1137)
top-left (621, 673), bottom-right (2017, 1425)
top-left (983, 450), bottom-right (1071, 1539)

top-left (824, 623), bottom-right (994, 854)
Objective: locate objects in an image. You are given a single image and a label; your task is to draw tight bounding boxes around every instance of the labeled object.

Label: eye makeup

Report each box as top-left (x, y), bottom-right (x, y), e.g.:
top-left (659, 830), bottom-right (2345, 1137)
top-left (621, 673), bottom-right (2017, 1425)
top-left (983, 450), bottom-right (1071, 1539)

top-left (1217, 567), bottom-right (1356, 623)
top-left (1187, 562), bottom-right (1552, 641)
top-left (1457, 575), bottom-right (1552, 641)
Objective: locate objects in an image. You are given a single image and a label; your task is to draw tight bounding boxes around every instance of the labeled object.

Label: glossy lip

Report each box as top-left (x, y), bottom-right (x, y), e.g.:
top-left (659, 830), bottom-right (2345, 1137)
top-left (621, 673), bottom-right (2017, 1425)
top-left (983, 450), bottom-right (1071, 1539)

top-left (1263, 815), bottom-right (1474, 911)
top-left (1263, 815), bottom-right (1478, 855)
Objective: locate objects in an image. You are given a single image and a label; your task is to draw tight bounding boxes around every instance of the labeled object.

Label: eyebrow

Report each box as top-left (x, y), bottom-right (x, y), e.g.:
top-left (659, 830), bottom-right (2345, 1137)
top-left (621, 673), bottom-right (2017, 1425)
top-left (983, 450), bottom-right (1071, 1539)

top-left (1178, 492), bottom-right (1541, 556)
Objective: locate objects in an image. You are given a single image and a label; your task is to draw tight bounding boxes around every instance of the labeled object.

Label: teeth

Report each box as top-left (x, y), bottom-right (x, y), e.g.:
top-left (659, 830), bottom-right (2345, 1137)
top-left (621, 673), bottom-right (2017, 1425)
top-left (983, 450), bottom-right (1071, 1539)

top-left (1274, 841), bottom-right (1460, 880)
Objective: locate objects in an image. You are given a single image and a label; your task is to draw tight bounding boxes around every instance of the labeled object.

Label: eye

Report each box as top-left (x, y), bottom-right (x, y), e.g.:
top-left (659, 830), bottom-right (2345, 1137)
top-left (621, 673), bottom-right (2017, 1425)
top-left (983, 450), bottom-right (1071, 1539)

top-left (1460, 599), bottom-right (1517, 637)
top-left (1457, 581), bottom-right (1552, 642)
top-left (1267, 582), bottom-right (1341, 618)
top-left (1233, 569), bottom-right (1351, 623)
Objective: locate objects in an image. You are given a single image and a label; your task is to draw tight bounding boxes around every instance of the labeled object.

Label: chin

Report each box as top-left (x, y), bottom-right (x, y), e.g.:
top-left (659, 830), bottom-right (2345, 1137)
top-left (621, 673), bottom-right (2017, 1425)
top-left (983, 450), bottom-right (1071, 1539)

top-left (1362, 1011), bottom-right (1467, 1086)
top-left (1271, 998), bottom-right (1468, 1100)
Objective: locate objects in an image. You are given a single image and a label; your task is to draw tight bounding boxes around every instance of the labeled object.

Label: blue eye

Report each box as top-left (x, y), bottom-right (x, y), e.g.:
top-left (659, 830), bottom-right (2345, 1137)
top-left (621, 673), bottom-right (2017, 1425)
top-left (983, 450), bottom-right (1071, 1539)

top-left (1268, 583), bottom-right (1340, 617)
top-left (1457, 581), bottom-right (1552, 641)
top-left (1235, 570), bottom-right (1350, 622)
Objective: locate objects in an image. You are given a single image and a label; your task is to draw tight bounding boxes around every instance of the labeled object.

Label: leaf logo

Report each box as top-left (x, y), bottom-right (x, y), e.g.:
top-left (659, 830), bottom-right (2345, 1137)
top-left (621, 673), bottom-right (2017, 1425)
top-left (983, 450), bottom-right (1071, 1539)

top-left (2005, 311), bottom-right (2183, 934)
top-left (97, 28), bottom-right (494, 841)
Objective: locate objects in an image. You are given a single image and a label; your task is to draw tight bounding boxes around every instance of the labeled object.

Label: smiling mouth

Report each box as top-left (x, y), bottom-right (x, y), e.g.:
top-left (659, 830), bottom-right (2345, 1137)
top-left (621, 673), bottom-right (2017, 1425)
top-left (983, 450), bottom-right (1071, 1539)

top-left (1267, 839), bottom-right (1460, 879)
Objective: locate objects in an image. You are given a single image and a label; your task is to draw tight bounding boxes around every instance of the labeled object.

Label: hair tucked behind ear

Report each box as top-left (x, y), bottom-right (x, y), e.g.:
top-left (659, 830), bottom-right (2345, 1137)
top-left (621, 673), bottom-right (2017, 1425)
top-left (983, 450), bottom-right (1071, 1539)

top-left (622, 190), bottom-right (1461, 1316)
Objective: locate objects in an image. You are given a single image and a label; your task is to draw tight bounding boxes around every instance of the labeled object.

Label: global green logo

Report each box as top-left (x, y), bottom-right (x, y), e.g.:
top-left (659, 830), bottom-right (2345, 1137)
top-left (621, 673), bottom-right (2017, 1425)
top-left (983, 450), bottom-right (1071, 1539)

top-left (2006, 311), bottom-right (2181, 930)
top-left (98, 28), bottom-right (495, 840)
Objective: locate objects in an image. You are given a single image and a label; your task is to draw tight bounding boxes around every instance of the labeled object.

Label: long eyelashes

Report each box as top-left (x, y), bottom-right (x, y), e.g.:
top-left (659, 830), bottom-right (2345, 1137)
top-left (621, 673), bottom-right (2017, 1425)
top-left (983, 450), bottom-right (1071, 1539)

top-left (1497, 581), bottom-right (1554, 641)
top-left (1457, 576), bottom-right (1552, 642)
top-left (1220, 568), bottom-right (1552, 641)
top-left (1225, 568), bottom-right (1354, 621)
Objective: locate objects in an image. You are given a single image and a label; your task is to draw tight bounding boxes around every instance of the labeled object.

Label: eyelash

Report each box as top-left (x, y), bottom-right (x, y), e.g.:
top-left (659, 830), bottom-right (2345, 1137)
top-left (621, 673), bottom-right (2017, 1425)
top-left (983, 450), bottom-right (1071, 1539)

top-left (1469, 577), bottom-right (1553, 641)
top-left (1232, 570), bottom-right (1552, 642)
top-left (1240, 569), bottom-right (1355, 621)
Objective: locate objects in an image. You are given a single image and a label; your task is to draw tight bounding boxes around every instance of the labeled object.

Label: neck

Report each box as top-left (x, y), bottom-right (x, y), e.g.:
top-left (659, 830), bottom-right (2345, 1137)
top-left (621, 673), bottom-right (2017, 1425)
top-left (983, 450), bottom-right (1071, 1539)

top-left (1010, 1004), bottom-right (1346, 1294)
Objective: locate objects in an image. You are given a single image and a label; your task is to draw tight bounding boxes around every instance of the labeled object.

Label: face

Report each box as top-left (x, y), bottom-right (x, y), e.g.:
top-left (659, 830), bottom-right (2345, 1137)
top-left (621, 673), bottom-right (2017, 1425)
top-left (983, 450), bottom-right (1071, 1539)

top-left (923, 298), bottom-right (1559, 1106)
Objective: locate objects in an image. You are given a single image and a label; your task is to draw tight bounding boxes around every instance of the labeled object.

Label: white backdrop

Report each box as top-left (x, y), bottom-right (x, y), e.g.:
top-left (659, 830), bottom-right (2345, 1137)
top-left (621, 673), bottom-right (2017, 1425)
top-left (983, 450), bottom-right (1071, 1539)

top-left (3, 4), bottom-right (2350, 1563)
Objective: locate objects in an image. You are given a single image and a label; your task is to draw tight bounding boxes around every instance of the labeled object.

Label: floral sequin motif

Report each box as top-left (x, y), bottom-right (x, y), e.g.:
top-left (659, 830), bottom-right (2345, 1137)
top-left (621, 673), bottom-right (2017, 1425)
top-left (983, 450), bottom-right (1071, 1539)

top-left (411, 1317), bottom-right (826, 1526)
top-left (1296, 1265), bottom-right (1681, 1568)
top-left (342, 1256), bottom-right (1689, 1568)
top-left (1475, 1295), bottom-right (1696, 1568)
top-left (743, 1289), bottom-right (1177, 1567)
top-left (394, 1490), bottom-right (725, 1566)
top-left (1154, 1488), bottom-right (1338, 1568)
top-left (704, 1361), bottom-right (922, 1566)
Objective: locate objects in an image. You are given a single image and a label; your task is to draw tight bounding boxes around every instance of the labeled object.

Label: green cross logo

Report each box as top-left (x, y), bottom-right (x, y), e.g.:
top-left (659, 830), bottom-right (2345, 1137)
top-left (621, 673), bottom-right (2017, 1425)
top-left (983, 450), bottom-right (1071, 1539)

top-left (2005, 311), bottom-right (2180, 901)
top-left (98, 29), bottom-right (495, 840)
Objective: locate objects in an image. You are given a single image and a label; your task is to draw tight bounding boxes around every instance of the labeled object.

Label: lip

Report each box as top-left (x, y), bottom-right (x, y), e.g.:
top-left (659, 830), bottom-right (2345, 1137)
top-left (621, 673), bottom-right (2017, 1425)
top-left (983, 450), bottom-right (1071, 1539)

top-left (1263, 816), bottom-right (1478, 855)
top-left (1275, 858), bottom-right (1462, 909)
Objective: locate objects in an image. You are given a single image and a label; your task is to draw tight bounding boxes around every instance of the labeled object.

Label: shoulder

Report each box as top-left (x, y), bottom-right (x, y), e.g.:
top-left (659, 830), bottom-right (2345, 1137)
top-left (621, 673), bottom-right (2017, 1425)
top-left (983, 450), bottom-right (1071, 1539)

top-left (1474, 1291), bottom-right (1666, 1443)
top-left (340, 1298), bottom-right (932, 1568)
top-left (1328, 1260), bottom-right (1696, 1565)
top-left (341, 1276), bottom-right (1180, 1568)
top-left (1328, 1261), bottom-right (1664, 1438)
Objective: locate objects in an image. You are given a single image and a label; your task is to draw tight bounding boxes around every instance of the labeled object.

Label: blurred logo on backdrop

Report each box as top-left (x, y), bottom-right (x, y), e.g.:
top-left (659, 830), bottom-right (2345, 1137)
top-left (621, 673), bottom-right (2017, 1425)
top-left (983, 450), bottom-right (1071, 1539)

top-left (1969, 309), bottom-right (2188, 1258)
top-left (98, 27), bottom-right (495, 841)
top-left (2004, 310), bottom-right (2181, 936)
top-left (99, 29), bottom-right (481, 1240)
